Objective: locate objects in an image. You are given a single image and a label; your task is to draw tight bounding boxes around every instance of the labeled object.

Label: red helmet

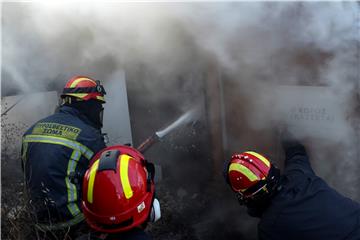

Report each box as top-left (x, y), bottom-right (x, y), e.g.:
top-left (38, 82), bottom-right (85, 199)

top-left (226, 151), bottom-right (279, 204)
top-left (82, 145), bottom-right (157, 233)
top-left (61, 76), bottom-right (106, 103)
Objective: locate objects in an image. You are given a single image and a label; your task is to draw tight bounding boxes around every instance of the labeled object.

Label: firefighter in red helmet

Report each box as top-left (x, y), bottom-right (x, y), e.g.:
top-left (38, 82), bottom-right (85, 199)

top-left (226, 151), bottom-right (280, 217)
top-left (80, 145), bottom-right (160, 239)
top-left (21, 76), bottom-right (107, 239)
top-left (224, 130), bottom-right (360, 240)
top-left (61, 75), bottom-right (106, 129)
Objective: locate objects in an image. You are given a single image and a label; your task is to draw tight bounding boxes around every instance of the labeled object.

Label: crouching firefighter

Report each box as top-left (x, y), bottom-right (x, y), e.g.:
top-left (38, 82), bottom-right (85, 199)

top-left (224, 131), bottom-right (360, 240)
top-left (80, 145), bottom-right (161, 240)
top-left (21, 76), bottom-right (107, 238)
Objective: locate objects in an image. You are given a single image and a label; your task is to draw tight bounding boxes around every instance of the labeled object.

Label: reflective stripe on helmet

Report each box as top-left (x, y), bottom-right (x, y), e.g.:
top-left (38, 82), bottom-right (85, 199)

top-left (62, 76), bottom-right (106, 103)
top-left (64, 92), bottom-right (105, 103)
top-left (245, 151), bottom-right (270, 167)
top-left (87, 159), bottom-right (100, 204)
top-left (229, 162), bottom-right (258, 182)
top-left (120, 154), bottom-right (133, 199)
top-left (96, 95), bottom-right (105, 102)
top-left (65, 93), bottom-right (88, 100)
top-left (70, 77), bottom-right (96, 88)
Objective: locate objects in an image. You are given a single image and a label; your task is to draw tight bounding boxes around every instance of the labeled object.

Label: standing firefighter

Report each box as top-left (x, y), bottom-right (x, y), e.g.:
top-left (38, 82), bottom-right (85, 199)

top-left (21, 76), bottom-right (107, 238)
top-left (81, 145), bottom-right (161, 240)
top-left (224, 131), bottom-right (360, 240)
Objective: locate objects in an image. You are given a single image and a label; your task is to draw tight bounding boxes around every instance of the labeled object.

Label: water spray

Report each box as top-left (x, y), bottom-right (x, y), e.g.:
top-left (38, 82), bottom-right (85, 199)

top-left (1, 96), bottom-right (25, 117)
top-left (137, 108), bottom-right (198, 153)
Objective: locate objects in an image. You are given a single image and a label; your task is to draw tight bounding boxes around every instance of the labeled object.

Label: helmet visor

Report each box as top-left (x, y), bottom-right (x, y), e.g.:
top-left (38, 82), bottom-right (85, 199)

top-left (235, 181), bottom-right (269, 204)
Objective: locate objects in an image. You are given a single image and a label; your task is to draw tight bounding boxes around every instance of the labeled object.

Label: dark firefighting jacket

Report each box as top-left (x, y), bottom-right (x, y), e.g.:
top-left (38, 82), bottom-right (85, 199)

top-left (108, 228), bottom-right (153, 240)
top-left (21, 105), bottom-right (106, 229)
top-left (258, 142), bottom-right (360, 240)
top-left (76, 228), bottom-right (152, 240)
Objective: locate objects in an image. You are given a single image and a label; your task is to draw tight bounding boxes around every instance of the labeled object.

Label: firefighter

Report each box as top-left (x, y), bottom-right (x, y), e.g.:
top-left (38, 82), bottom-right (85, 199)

top-left (21, 76), bottom-right (107, 238)
top-left (224, 131), bottom-right (360, 240)
top-left (80, 145), bottom-right (161, 240)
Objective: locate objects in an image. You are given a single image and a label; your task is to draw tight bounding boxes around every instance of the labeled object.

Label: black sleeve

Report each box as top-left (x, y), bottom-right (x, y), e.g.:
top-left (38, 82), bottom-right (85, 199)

top-left (281, 132), bottom-right (314, 175)
top-left (107, 228), bottom-right (153, 240)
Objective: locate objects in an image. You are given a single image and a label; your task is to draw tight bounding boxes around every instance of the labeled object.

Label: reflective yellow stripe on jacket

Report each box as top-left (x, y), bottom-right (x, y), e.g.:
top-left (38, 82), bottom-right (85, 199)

top-left (23, 134), bottom-right (94, 159)
top-left (35, 213), bottom-right (85, 231)
top-left (23, 134), bottom-right (94, 217)
top-left (65, 150), bottom-right (81, 216)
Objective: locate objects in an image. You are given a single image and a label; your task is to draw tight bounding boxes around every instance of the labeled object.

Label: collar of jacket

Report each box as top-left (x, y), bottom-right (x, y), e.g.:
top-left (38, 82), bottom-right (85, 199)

top-left (59, 105), bottom-right (99, 130)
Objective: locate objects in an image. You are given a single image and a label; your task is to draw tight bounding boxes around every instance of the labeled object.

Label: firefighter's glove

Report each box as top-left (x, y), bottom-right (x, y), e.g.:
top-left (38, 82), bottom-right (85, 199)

top-left (280, 128), bottom-right (306, 159)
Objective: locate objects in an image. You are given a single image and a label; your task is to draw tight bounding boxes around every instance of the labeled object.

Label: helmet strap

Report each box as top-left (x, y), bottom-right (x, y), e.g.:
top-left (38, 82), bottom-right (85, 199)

top-left (144, 160), bottom-right (155, 192)
top-left (149, 198), bottom-right (161, 222)
top-left (61, 96), bottom-right (83, 105)
top-left (62, 83), bottom-right (106, 95)
top-left (62, 96), bottom-right (71, 105)
top-left (266, 164), bottom-right (281, 194)
top-left (236, 164), bottom-right (281, 206)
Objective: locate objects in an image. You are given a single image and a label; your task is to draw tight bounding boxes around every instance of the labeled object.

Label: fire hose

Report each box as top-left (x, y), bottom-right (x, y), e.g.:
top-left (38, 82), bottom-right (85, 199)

top-left (1, 96), bottom-right (25, 117)
top-left (137, 108), bottom-right (198, 153)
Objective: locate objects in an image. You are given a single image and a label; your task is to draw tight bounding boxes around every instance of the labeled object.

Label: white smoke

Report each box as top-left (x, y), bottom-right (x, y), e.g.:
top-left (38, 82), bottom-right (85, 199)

top-left (3, 3), bottom-right (358, 93)
top-left (2, 2), bottom-right (359, 239)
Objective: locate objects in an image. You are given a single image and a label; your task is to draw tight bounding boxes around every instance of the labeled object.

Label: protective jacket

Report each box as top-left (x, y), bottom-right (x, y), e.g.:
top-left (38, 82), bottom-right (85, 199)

top-left (106, 228), bottom-right (153, 240)
top-left (76, 228), bottom-right (152, 240)
top-left (21, 105), bottom-right (106, 229)
top-left (258, 142), bottom-right (360, 240)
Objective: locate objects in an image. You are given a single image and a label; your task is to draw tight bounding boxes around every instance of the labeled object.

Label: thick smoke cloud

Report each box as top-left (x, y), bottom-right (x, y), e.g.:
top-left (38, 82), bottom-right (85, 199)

top-left (2, 2), bottom-right (358, 114)
top-left (2, 2), bottom-right (359, 240)
top-left (2, 3), bottom-right (359, 93)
